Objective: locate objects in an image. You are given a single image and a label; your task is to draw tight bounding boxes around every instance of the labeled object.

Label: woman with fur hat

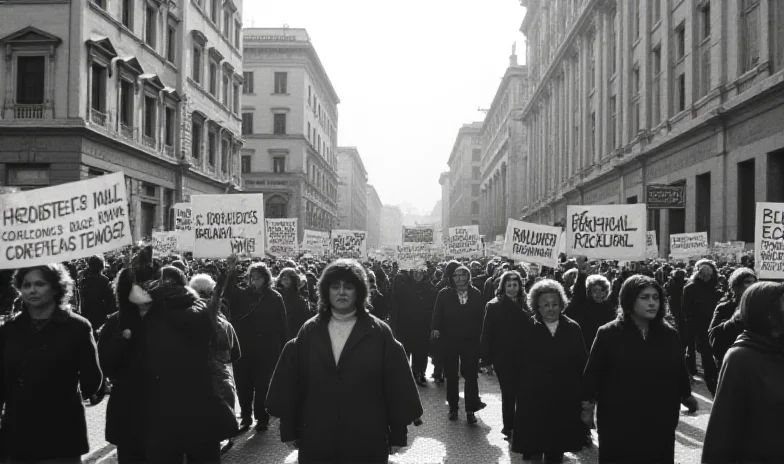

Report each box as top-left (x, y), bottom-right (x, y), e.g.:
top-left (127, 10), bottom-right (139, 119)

top-left (266, 259), bottom-right (423, 463)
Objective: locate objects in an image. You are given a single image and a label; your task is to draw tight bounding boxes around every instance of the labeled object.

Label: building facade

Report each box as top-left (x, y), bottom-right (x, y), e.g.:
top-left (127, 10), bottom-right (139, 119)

top-left (0, 0), bottom-right (244, 239)
top-left (380, 204), bottom-right (403, 247)
top-left (366, 184), bottom-right (382, 249)
top-left (336, 146), bottom-right (368, 230)
top-left (241, 28), bottom-right (339, 241)
top-left (519, 0), bottom-right (784, 256)
top-left (479, 52), bottom-right (529, 239)
top-left (446, 122), bottom-right (483, 232)
top-left (439, 171), bottom-right (450, 232)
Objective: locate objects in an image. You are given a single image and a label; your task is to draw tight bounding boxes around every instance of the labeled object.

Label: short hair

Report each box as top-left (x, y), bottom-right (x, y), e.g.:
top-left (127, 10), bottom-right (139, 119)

top-left (317, 259), bottom-right (369, 317)
top-left (158, 265), bottom-right (188, 287)
top-left (586, 274), bottom-right (612, 300)
top-left (247, 262), bottom-right (273, 290)
top-left (13, 264), bottom-right (74, 311)
top-left (87, 255), bottom-right (105, 274)
top-left (738, 281), bottom-right (784, 336)
top-left (728, 267), bottom-right (756, 291)
top-left (618, 275), bottom-right (667, 322)
top-left (527, 279), bottom-right (569, 313)
top-left (189, 273), bottom-right (216, 298)
top-left (495, 270), bottom-right (526, 300)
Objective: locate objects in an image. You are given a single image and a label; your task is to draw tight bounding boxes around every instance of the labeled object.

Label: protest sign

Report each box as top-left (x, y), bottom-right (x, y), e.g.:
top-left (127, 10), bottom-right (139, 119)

top-left (0, 172), bottom-right (131, 269)
top-left (646, 184), bottom-right (686, 209)
top-left (331, 230), bottom-right (367, 260)
top-left (446, 225), bottom-right (481, 257)
top-left (669, 232), bottom-right (708, 260)
top-left (266, 218), bottom-right (298, 257)
top-left (301, 229), bottom-right (330, 256)
top-left (712, 241), bottom-right (745, 263)
top-left (755, 203), bottom-right (784, 279)
top-left (396, 243), bottom-right (441, 268)
top-left (152, 231), bottom-right (178, 257)
top-left (402, 226), bottom-right (435, 244)
top-left (503, 219), bottom-right (561, 267)
top-left (647, 230), bottom-right (659, 259)
top-left (191, 194), bottom-right (264, 258)
top-left (566, 204), bottom-right (647, 260)
top-left (172, 203), bottom-right (194, 252)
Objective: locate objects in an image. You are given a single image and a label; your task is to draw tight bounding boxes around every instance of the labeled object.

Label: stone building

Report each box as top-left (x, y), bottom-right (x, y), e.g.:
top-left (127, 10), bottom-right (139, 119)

top-left (336, 146), bottom-right (368, 231)
top-left (241, 28), bottom-right (339, 241)
top-left (366, 184), bottom-right (383, 249)
top-left (519, 0), bottom-right (784, 256)
top-left (446, 122), bottom-right (483, 232)
top-left (439, 171), bottom-right (450, 232)
top-left (0, 0), bottom-right (244, 240)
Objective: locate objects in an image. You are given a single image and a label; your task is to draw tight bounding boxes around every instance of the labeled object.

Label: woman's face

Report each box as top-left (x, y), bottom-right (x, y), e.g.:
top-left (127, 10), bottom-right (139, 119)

top-left (279, 275), bottom-right (292, 289)
top-left (589, 284), bottom-right (608, 303)
top-left (20, 269), bottom-right (56, 310)
top-left (632, 286), bottom-right (660, 322)
top-left (537, 292), bottom-right (562, 323)
top-left (329, 279), bottom-right (357, 314)
top-left (504, 279), bottom-right (520, 298)
top-left (249, 271), bottom-right (266, 291)
top-left (452, 270), bottom-right (470, 289)
top-left (412, 270), bottom-right (424, 282)
top-left (734, 276), bottom-right (757, 299)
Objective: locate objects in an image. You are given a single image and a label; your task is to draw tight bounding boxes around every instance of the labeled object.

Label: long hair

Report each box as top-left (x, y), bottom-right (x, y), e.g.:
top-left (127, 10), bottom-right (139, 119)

top-left (276, 267), bottom-right (301, 296)
top-left (738, 281), bottom-right (784, 336)
top-left (495, 270), bottom-right (526, 300)
top-left (317, 259), bottom-right (369, 317)
top-left (585, 274), bottom-right (612, 302)
top-left (247, 262), bottom-right (273, 291)
top-left (13, 263), bottom-right (74, 312)
top-left (618, 275), bottom-right (667, 323)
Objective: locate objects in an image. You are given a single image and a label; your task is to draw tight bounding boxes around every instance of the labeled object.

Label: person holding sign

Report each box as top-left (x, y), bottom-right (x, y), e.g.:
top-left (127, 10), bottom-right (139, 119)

top-left (0, 263), bottom-right (103, 464)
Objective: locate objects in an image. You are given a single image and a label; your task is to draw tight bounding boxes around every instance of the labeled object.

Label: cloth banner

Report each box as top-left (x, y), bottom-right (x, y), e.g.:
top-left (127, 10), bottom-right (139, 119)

top-left (0, 172), bottom-right (131, 269)
top-left (402, 225), bottom-right (435, 244)
top-left (192, 194), bottom-right (264, 258)
top-left (669, 232), bottom-right (708, 260)
top-left (331, 230), bottom-right (367, 260)
top-left (755, 203), bottom-right (784, 279)
top-left (446, 225), bottom-right (481, 257)
top-left (301, 229), bottom-right (329, 256)
top-left (265, 218), bottom-right (298, 257)
top-left (566, 204), bottom-right (647, 260)
top-left (172, 203), bottom-right (194, 252)
top-left (503, 219), bottom-right (561, 267)
top-left (647, 230), bottom-right (659, 259)
top-left (152, 231), bottom-right (178, 257)
top-left (712, 241), bottom-right (745, 263)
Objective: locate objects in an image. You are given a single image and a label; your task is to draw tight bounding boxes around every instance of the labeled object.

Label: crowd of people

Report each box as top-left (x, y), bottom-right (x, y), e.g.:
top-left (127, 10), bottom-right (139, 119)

top-left (0, 245), bottom-right (782, 463)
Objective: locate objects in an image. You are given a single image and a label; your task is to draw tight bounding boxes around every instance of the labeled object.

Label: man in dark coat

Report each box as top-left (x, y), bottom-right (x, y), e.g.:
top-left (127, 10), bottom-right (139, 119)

top-left (78, 255), bottom-right (116, 335)
top-left (681, 259), bottom-right (722, 394)
top-left (391, 268), bottom-right (437, 385)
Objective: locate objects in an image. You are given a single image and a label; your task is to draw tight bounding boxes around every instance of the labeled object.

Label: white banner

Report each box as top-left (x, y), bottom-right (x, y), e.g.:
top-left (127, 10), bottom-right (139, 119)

top-left (647, 230), bottom-right (659, 259)
top-left (0, 172), bottom-right (131, 269)
top-left (396, 243), bottom-right (441, 269)
top-left (331, 230), bottom-right (367, 260)
top-left (669, 232), bottom-right (708, 260)
top-left (712, 241), bottom-right (745, 262)
top-left (503, 219), bottom-right (561, 267)
top-left (301, 229), bottom-right (329, 255)
top-left (402, 225), bottom-right (435, 244)
top-left (152, 231), bottom-right (178, 257)
top-left (172, 203), bottom-right (194, 252)
top-left (192, 194), bottom-right (265, 258)
top-left (446, 225), bottom-right (481, 257)
top-left (755, 203), bottom-right (784, 279)
top-left (266, 218), bottom-right (298, 257)
top-left (566, 204), bottom-right (647, 260)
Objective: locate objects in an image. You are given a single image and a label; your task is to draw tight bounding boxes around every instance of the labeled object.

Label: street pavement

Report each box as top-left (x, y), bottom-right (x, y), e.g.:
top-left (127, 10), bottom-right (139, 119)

top-left (83, 359), bottom-right (713, 464)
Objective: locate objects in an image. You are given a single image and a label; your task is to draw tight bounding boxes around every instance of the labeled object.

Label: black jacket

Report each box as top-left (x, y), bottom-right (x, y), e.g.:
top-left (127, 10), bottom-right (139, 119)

top-left (431, 286), bottom-right (485, 345)
top-left (226, 282), bottom-right (288, 362)
top-left (480, 296), bottom-right (532, 368)
top-left (708, 298), bottom-right (741, 368)
top-left (280, 290), bottom-right (312, 341)
top-left (78, 272), bottom-right (116, 330)
top-left (391, 276), bottom-right (437, 352)
top-left (565, 273), bottom-right (618, 352)
top-left (682, 278), bottom-right (722, 329)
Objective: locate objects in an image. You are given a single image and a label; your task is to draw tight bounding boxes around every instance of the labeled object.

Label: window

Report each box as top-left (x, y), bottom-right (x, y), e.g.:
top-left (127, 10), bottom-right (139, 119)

top-left (610, 11), bottom-right (617, 74)
top-left (119, 80), bottom-right (134, 127)
top-left (633, 0), bottom-right (640, 38)
top-left (632, 100), bottom-right (640, 134)
top-left (590, 111), bottom-right (596, 159)
top-left (273, 156), bottom-right (286, 173)
top-left (210, 0), bottom-right (218, 23)
top-left (220, 139), bottom-right (229, 173)
top-left (742, 0), bottom-right (760, 72)
top-left (676, 73), bottom-right (686, 111)
top-left (472, 167), bottom-right (480, 180)
top-left (233, 82), bottom-right (239, 113)
top-left (192, 118), bottom-right (203, 160)
top-left (274, 72), bottom-right (287, 94)
top-left (652, 46), bottom-right (661, 75)
top-left (234, 20), bottom-right (241, 48)
top-left (609, 96), bottom-right (616, 149)
top-left (471, 201), bottom-right (479, 214)
top-left (208, 131), bottom-right (216, 166)
top-left (242, 72), bottom-right (253, 93)
top-left (308, 85), bottom-right (312, 106)
top-left (241, 112), bottom-right (253, 134)
top-left (632, 67), bottom-right (640, 95)
top-left (652, 0), bottom-right (661, 23)
top-left (223, 10), bottom-right (230, 37)
top-left (166, 25), bottom-right (176, 62)
top-left (122, 0), bottom-right (133, 29)
top-left (222, 73), bottom-right (229, 105)
top-left (589, 36), bottom-right (596, 90)
top-left (143, 95), bottom-right (156, 138)
top-left (16, 56), bottom-right (45, 104)
top-left (312, 128), bottom-right (316, 143)
top-left (472, 148), bottom-right (481, 161)
top-left (241, 155), bottom-right (251, 173)
top-left (209, 61), bottom-right (217, 95)
top-left (652, 46), bottom-right (662, 124)
top-left (675, 23), bottom-right (685, 60)
top-left (164, 107), bottom-right (175, 147)
top-left (307, 122), bottom-right (311, 141)
top-left (700, 48), bottom-right (711, 98)
top-left (472, 184), bottom-right (480, 196)
top-left (273, 113), bottom-right (286, 134)
top-left (90, 64), bottom-right (107, 112)
top-left (145, 5), bottom-right (156, 48)
top-left (192, 45), bottom-right (203, 83)
top-left (700, 1), bottom-right (711, 40)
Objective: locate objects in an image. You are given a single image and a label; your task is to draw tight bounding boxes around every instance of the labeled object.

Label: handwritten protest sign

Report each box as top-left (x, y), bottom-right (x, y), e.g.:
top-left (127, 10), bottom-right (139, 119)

top-left (566, 204), bottom-right (647, 260)
top-left (266, 218), bottom-right (298, 257)
top-left (331, 230), bottom-right (367, 260)
top-left (172, 203), bottom-right (193, 252)
top-left (669, 232), bottom-right (708, 260)
top-left (302, 229), bottom-right (329, 256)
top-left (403, 226), bottom-right (435, 244)
top-left (712, 241), bottom-right (745, 263)
top-left (503, 219), bottom-right (561, 267)
top-left (152, 231), bottom-right (178, 257)
top-left (192, 194), bottom-right (264, 258)
top-left (396, 243), bottom-right (441, 268)
top-left (446, 225), bottom-right (481, 257)
top-left (755, 203), bottom-right (784, 279)
top-left (647, 230), bottom-right (659, 259)
top-left (0, 172), bottom-right (131, 269)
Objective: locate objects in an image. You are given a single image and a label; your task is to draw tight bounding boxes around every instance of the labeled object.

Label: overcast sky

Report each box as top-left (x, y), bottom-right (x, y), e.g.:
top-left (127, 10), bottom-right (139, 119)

top-left (244, 1), bottom-right (527, 215)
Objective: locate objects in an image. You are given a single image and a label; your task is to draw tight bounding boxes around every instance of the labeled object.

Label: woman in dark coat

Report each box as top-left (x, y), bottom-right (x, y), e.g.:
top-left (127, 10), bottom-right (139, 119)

top-left (276, 267), bottom-right (312, 340)
top-left (708, 267), bottom-right (756, 370)
top-left (582, 275), bottom-right (697, 464)
top-left (391, 267), bottom-right (437, 385)
top-left (0, 263), bottom-right (102, 463)
top-left (266, 259), bottom-right (423, 463)
top-left (367, 270), bottom-right (390, 321)
top-left (681, 259), bottom-right (723, 393)
top-left (480, 270), bottom-right (532, 439)
top-left (512, 279), bottom-right (586, 463)
top-left (564, 261), bottom-right (618, 353)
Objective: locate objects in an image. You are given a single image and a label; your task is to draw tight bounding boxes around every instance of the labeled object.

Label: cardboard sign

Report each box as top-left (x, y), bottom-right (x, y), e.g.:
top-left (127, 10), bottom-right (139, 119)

top-left (503, 219), bottom-right (561, 267)
top-left (566, 204), bottom-right (647, 260)
top-left (172, 203), bottom-right (194, 252)
top-left (302, 229), bottom-right (329, 256)
top-left (0, 172), bottom-right (131, 269)
top-left (192, 194), bottom-right (265, 258)
top-left (646, 184), bottom-right (686, 209)
top-left (266, 218), bottom-right (298, 257)
top-left (647, 230), bottom-right (659, 259)
top-left (152, 231), bottom-right (178, 257)
top-left (446, 225), bottom-right (481, 257)
top-left (331, 230), bottom-right (367, 260)
top-left (712, 241), bottom-right (745, 263)
top-left (755, 203), bottom-right (784, 278)
top-left (669, 232), bottom-right (708, 260)
top-left (402, 226), bottom-right (435, 244)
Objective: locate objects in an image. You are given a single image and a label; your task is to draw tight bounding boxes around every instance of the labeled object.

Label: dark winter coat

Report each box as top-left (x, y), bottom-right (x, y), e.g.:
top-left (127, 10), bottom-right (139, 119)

top-left (708, 298), bottom-right (742, 368)
top-left (0, 307), bottom-right (102, 461)
top-left (702, 332), bottom-right (784, 463)
top-left (480, 296), bottom-right (532, 369)
top-left (513, 314), bottom-right (587, 456)
top-left (391, 275), bottom-right (437, 354)
top-left (431, 286), bottom-right (485, 347)
top-left (582, 318), bottom-right (691, 463)
top-left (266, 312), bottom-right (423, 464)
top-left (565, 273), bottom-right (618, 352)
top-left (78, 272), bottom-right (116, 330)
top-left (226, 281), bottom-right (288, 364)
top-left (369, 289), bottom-right (390, 321)
top-left (682, 275), bottom-right (722, 331)
top-left (281, 290), bottom-right (312, 341)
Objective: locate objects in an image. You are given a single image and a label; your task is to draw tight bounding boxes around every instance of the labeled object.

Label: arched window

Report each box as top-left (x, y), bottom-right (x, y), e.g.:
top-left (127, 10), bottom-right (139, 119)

top-left (265, 195), bottom-right (288, 218)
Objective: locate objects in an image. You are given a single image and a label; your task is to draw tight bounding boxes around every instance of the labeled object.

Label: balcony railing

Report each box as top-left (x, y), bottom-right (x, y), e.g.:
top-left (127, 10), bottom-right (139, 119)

top-left (120, 124), bottom-right (135, 140)
top-left (90, 108), bottom-right (107, 127)
top-left (14, 104), bottom-right (44, 119)
top-left (164, 144), bottom-right (174, 157)
top-left (142, 135), bottom-right (156, 149)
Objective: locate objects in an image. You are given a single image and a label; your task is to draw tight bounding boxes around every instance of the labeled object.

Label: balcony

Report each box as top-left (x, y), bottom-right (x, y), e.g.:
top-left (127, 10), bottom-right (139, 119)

top-left (120, 124), bottom-right (135, 140)
top-left (142, 135), bottom-right (156, 149)
top-left (90, 108), bottom-right (108, 127)
top-left (14, 104), bottom-right (44, 119)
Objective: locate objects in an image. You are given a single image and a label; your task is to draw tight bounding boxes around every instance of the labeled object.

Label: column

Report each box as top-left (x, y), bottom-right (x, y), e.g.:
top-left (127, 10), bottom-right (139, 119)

top-left (661, 0), bottom-right (672, 121)
top-left (566, 60), bottom-right (574, 180)
top-left (580, 34), bottom-right (590, 171)
top-left (86, 55), bottom-right (93, 121)
top-left (620, 0), bottom-right (631, 146)
top-left (759, 0), bottom-right (771, 76)
top-left (597, 10), bottom-right (607, 162)
top-left (639, 0), bottom-right (650, 131)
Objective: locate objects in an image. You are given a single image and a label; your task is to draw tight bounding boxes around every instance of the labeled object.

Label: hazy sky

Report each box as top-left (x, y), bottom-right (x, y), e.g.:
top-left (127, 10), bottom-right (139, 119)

top-left (244, 1), bottom-right (527, 214)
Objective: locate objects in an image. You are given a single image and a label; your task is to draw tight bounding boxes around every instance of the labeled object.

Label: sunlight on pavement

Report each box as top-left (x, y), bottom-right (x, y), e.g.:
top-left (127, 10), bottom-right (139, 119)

top-left (391, 437), bottom-right (447, 464)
